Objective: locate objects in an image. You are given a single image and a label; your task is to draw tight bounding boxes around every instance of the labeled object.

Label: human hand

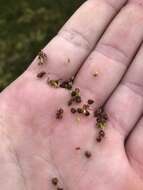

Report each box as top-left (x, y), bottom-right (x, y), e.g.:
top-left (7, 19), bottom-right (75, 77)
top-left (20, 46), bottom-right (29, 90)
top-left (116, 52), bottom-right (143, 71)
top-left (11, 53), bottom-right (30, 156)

top-left (0, 0), bottom-right (143, 189)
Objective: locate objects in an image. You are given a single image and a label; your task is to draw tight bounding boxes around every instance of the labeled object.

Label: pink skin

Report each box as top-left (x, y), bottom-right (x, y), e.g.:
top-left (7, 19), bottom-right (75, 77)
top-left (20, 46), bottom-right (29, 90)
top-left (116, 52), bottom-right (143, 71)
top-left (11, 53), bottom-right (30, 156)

top-left (0, 0), bottom-right (143, 189)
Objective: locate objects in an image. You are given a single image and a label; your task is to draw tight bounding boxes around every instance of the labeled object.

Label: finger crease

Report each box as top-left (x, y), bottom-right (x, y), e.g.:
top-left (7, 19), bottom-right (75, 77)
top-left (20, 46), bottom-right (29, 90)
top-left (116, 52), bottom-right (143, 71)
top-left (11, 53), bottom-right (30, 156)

top-left (58, 28), bottom-right (91, 50)
top-left (96, 42), bottom-right (130, 66)
top-left (122, 81), bottom-right (143, 97)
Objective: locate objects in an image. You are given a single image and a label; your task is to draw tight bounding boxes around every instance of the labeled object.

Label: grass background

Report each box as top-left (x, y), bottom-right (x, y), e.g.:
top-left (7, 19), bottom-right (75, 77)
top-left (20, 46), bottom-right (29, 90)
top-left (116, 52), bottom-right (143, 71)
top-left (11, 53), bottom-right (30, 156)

top-left (0, 0), bottom-right (85, 91)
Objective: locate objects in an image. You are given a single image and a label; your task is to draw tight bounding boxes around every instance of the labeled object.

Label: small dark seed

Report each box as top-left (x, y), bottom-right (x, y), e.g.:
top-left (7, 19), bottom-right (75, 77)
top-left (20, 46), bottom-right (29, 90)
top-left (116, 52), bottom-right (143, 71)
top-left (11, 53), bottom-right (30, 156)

top-left (94, 108), bottom-right (104, 117)
top-left (37, 71), bottom-right (46, 78)
top-left (99, 130), bottom-right (105, 137)
top-left (84, 151), bottom-right (92, 158)
top-left (75, 96), bottom-right (82, 103)
top-left (77, 108), bottom-right (84, 114)
top-left (67, 84), bottom-right (72, 90)
top-left (71, 91), bottom-right (76, 97)
top-left (68, 99), bottom-right (73, 106)
top-left (56, 115), bottom-right (63, 119)
top-left (96, 136), bottom-right (102, 143)
top-left (71, 108), bottom-right (77, 114)
top-left (85, 110), bottom-right (90, 116)
top-left (51, 177), bottom-right (58, 186)
top-left (83, 104), bottom-right (89, 110)
top-left (96, 117), bottom-right (102, 123)
top-left (75, 88), bottom-right (80, 93)
top-left (58, 108), bottom-right (64, 114)
top-left (57, 188), bottom-right (63, 190)
top-left (75, 147), bottom-right (81, 150)
top-left (88, 99), bottom-right (94, 105)
top-left (102, 113), bottom-right (108, 121)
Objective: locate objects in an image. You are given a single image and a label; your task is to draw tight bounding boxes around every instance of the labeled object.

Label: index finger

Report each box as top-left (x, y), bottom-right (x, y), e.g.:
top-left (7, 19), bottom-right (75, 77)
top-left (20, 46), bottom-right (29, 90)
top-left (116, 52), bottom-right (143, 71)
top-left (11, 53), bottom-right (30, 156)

top-left (29, 0), bottom-right (127, 79)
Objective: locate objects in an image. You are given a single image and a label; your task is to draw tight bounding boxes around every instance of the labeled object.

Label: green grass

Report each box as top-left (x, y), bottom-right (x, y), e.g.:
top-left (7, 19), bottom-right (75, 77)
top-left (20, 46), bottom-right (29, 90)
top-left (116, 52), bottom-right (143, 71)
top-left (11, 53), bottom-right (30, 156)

top-left (0, 0), bottom-right (84, 91)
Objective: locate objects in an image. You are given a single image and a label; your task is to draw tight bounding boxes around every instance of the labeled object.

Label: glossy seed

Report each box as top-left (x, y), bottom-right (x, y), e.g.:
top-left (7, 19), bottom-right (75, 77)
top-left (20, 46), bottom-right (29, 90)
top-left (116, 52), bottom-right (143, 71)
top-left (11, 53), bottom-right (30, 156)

top-left (93, 72), bottom-right (98, 77)
top-left (85, 110), bottom-right (90, 116)
top-left (48, 80), bottom-right (60, 88)
top-left (71, 108), bottom-right (76, 114)
top-left (77, 108), bottom-right (84, 114)
top-left (83, 104), bottom-right (89, 110)
top-left (71, 91), bottom-right (77, 97)
top-left (84, 151), bottom-right (92, 158)
top-left (88, 99), bottom-right (94, 105)
top-left (56, 108), bottom-right (64, 119)
top-left (75, 147), bottom-right (81, 150)
top-left (51, 177), bottom-right (58, 186)
top-left (75, 96), bottom-right (82, 103)
top-left (37, 71), bottom-right (46, 78)
top-left (99, 130), bottom-right (105, 137)
top-left (96, 136), bottom-right (102, 143)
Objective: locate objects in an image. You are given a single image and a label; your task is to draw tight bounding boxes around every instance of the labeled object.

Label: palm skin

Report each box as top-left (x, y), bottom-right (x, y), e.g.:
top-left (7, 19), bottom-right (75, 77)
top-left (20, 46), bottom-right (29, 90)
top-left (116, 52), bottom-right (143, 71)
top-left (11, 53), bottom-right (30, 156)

top-left (1, 0), bottom-right (143, 190)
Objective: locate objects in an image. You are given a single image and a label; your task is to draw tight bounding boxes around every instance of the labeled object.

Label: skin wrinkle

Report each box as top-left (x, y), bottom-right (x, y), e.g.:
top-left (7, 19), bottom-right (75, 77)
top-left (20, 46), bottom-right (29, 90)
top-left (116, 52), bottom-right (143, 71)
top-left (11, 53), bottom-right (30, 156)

top-left (91, 0), bottom-right (127, 12)
top-left (0, 128), bottom-right (27, 190)
top-left (127, 149), bottom-right (143, 181)
top-left (96, 42), bottom-right (130, 65)
top-left (49, 136), bottom-right (69, 190)
top-left (122, 80), bottom-right (143, 97)
top-left (58, 28), bottom-right (91, 50)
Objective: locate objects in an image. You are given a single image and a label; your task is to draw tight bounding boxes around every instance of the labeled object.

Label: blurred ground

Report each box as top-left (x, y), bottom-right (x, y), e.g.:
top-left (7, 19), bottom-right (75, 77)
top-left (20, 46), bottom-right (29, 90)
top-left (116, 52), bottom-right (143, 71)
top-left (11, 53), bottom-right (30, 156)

top-left (0, 0), bottom-right (84, 91)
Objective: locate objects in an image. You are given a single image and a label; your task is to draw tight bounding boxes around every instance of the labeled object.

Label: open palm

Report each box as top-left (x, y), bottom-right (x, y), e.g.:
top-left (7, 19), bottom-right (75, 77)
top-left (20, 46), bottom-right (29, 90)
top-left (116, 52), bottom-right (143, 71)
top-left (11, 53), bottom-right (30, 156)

top-left (0, 0), bottom-right (143, 189)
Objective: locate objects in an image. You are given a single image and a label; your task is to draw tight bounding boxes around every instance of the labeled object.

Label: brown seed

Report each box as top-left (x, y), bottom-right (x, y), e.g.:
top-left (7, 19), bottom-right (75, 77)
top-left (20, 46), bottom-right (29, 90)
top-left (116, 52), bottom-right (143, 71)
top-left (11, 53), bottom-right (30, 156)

top-left (77, 108), bottom-right (84, 114)
top-left (56, 108), bottom-right (64, 119)
top-left (60, 80), bottom-right (72, 90)
top-left (67, 84), bottom-right (72, 90)
top-left (84, 151), bottom-right (92, 158)
top-left (75, 88), bottom-right (80, 93)
top-left (71, 108), bottom-right (76, 114)
top-left (57, 188), bottom-right (63, 190)
top-left (102, 113), bottom-right (108, 121)
top-left (99, 130), bottom-right (105, 137)
top-left (38, 51), bottom-right (47, 65)
top-left (48, 80), bottom-right (60, 88)
top-left (83, 104), bottom-right (89, 110)
top-left (58, 108), bottom-right (64, 114)
top-left (96, 136), bottom-right (102, 143)
top-left (93, 72), bottom-right (98, 77)
top-left (75, 147), bottom-right (81, 150)
top-left (75, 96), bottom-right (82, 103)
top-left (85, 110), bottom-right (90, 116)
top-left (96, 116), bottom-right (102, 123)
top-left (37, 71), bottom-right (46, 78)
top-left (68, 99), bottom-right (73, 106)
top-left (88, 99), bottom-right (94, 105)
top-left (71, 91), bottom-right (77, 97)
top-left (94, 108), bottom-right (104, 117)
top-left (51, 177), bottom-right (58, 186)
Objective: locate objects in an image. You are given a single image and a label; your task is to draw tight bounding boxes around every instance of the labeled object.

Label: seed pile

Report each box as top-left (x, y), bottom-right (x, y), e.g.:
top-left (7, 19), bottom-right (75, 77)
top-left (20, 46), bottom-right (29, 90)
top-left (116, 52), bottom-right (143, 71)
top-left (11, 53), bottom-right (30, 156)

top-left (68, 88), bottom-right (81, 106)
top-left (94, 108), bottom-right (108, 142)
top-left (36, 54), bottom-right (109, 188)
top-left (60, 77), bottom-right (74, 90)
